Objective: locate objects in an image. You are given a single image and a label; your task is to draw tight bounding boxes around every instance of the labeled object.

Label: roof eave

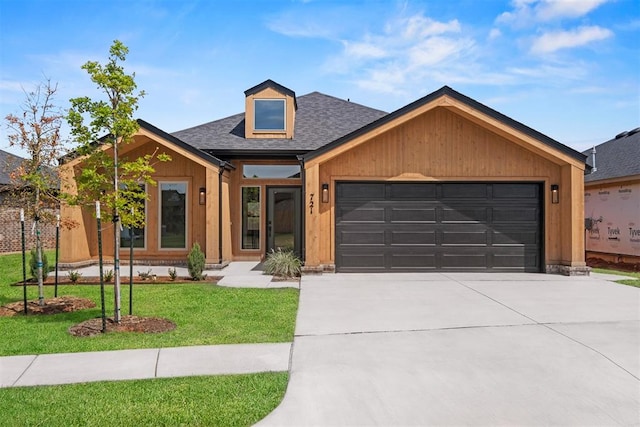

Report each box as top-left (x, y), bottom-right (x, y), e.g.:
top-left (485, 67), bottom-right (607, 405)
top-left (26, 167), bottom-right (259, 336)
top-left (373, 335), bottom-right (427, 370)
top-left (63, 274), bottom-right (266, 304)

top-left (304, 86), bottom-right (587, 165)
top-left (137, 120), bottom-right (229, 169)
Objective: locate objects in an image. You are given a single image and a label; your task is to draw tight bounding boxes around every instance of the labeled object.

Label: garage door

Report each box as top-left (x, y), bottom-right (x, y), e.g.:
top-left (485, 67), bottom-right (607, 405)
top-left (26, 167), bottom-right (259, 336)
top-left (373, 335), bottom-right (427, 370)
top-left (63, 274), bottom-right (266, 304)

top-left (335, 182), bottom-right (542, 272)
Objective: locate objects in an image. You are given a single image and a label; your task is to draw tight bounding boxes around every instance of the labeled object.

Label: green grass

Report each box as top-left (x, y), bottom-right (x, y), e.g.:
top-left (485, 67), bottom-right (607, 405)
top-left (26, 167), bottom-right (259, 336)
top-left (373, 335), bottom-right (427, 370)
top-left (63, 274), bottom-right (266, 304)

top-left (0, 253), bottom-right (299, 356)
top-left (592, 267), bottom-right (640, 288)
top-left (0, 373), bottom-right (288, 427)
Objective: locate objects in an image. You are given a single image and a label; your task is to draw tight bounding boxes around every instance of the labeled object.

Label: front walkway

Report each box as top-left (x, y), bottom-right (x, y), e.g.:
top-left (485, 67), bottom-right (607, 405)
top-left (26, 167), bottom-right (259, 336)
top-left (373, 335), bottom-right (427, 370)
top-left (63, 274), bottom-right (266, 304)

top-left (69, 260), bottom-right (299, 289)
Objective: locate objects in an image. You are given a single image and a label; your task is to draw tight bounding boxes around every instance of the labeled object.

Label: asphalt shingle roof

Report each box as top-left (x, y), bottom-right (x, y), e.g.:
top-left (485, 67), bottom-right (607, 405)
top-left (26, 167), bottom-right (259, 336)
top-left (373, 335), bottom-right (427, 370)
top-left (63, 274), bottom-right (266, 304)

top-left (0, 149), bottom-right (24, 186)
top-left (583, 128), bottom-right (640, 183)
top-left (171, 92), bottom-right (388, 154)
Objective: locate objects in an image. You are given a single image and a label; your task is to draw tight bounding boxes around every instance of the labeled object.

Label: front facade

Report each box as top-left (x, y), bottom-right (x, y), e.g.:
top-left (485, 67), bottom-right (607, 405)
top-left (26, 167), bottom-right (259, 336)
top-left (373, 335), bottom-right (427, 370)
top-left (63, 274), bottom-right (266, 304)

top-left (61, 81), bottom-right (589, 274)
top-left (584, 128), bottom-right (640, 265)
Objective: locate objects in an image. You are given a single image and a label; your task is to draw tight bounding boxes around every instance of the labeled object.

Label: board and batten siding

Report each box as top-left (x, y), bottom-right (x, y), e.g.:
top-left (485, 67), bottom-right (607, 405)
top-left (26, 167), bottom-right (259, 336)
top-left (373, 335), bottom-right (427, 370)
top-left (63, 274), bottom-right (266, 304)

top-left (60, 134), bottom-right (228, 265)
top-left (305, 107), bottom-right (583, 269)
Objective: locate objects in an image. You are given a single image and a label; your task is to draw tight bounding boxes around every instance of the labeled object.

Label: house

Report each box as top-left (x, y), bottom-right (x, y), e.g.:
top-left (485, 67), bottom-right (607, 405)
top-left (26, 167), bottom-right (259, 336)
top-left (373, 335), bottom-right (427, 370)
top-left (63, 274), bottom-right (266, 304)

top-left (584, 128), bottom-right (640, 266)
top-left (60, 81), bottom-right (590, 275)
top-left (0, 149), bottom-right (57, 253)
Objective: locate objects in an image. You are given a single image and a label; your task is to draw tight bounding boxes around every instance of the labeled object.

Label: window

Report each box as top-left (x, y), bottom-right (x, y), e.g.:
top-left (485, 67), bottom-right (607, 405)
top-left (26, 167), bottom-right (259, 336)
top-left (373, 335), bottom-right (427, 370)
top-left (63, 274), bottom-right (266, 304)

top-left (254, 99), bottom-right (285, 131)
top-left (160, 182), bottom-right (187, 249)
top-left (243, 164), bottom-right (301, 179)
top-left (120, 184), bottom-right (146, 249)
top-left (242, 187), bottom-right (260, 249)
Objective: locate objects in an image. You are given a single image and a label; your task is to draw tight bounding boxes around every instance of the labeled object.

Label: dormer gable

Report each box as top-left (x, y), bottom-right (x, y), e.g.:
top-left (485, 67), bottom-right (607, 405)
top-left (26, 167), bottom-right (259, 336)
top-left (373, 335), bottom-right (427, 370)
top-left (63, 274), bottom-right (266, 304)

top-left (244, 79), bottom-right (297, 139)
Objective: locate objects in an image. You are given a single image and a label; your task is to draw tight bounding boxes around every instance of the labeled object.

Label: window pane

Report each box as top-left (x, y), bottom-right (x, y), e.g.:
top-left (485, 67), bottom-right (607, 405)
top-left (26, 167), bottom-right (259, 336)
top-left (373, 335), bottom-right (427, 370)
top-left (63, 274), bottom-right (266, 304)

top-left (254, 100), bottom-right (285, 131)
top-left (161, 183), bottom-right (186, 249)
top-left (243, 165), bottom-right (301, 179)
top-left (242, 187), bottom-right (260, 249)
top-left (120, 184), bottom-right (146, 248)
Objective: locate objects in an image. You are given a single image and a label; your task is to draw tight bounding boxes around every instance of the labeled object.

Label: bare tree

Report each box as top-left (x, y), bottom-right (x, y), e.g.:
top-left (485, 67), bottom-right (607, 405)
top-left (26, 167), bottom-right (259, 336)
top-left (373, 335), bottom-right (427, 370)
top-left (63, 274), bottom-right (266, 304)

top-left (5, 79), bottom-right (66, 305)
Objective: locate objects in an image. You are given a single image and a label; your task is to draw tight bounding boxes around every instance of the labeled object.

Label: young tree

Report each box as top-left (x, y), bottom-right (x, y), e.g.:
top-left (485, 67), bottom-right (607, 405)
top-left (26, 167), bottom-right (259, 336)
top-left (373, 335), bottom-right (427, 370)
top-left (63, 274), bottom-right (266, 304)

top-left (5, 79), bottom-right (66, 306)
top-left (67, 40), bottom-right (169, 323)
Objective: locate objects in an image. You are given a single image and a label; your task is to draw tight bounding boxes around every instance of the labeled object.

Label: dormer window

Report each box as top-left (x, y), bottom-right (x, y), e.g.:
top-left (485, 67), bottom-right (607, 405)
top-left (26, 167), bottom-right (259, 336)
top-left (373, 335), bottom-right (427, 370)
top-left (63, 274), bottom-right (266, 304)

top-left (244, 80), bottom-right (297, 139)
top-left (254, 99), bottom-right (285, 131)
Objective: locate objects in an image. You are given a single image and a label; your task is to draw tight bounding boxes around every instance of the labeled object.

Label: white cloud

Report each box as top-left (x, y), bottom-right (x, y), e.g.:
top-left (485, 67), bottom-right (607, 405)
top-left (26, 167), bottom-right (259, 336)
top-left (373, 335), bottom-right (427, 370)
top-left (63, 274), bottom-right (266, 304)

top-left (536, 0), bottom-right (610, 20)
top-left (488, 28), bottom-right (502, 40)
top-left (408, 37), bottom-right (472, 68)
top-left (530, 25), bottom-right (613, 54)
top-left (343, 40), bottom-right (388, 60)
top-left (497, 0), bottom-right (612, 26)
top-left (400, 15), bottom-right (461, 39)
top-left (323, 13), bottom-right (474, 94)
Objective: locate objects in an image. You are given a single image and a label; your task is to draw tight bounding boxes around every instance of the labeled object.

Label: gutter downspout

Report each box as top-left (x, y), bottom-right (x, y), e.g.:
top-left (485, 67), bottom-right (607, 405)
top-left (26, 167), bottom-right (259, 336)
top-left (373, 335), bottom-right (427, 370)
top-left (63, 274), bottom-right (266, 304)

top-left (297, 155), bottom-right (306, 263)
top-left (218, 163), bottom-right (225, 265)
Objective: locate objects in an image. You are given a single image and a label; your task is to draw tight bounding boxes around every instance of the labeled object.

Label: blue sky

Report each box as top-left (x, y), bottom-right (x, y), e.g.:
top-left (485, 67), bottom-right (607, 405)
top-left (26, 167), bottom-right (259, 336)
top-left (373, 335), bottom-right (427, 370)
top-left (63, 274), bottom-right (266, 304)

top-left (1, 0), bottom-right (638, 158)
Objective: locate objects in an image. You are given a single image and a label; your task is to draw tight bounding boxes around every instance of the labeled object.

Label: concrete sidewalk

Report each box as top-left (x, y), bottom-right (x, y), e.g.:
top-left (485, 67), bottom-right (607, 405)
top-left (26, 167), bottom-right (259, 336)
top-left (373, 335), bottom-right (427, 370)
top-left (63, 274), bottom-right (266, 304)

top-left (1, 343), bottom-right (291, 388)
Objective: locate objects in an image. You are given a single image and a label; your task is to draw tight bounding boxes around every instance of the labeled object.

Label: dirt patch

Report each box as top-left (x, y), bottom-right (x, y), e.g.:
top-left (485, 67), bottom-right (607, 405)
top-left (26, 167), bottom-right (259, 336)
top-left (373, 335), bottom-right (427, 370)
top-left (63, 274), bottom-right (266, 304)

top-left (587, 257), bottom-right (640, 273)
top-left (69, 315), bottom-right (176, 337)
top-left (0, 296), bottom-right (96, 317)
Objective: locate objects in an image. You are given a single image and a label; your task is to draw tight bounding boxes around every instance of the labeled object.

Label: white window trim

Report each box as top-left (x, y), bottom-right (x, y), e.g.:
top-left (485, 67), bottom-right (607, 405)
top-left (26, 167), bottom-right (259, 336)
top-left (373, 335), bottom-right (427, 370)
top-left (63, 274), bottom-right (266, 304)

top-left (241, 185), bottom-right (261, 251)
top-left (158, 181), bottom-right (189, 250)
top-left (254, 99), bottom-right (286, 132)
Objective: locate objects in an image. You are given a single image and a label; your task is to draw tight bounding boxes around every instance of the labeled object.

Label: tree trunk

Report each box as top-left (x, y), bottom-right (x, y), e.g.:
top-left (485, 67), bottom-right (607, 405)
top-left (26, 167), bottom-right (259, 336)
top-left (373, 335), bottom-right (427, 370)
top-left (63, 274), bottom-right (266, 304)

top-left (113, 139), bottom-right (121, 323)
top-left (35, 188), bottom-right (44, 306)
top-left (114, 213), bottom-right (122, 323)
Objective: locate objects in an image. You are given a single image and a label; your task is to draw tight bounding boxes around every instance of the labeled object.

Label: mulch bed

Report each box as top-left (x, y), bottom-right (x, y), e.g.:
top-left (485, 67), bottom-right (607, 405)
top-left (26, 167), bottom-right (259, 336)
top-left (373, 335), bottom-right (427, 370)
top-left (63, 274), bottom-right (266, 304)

top-left (0, 296), bottom-right (96, 317)
top-left (12, 276), bottom-right (220, 286)
top-left (0, 296), bottom-right (176, 337)
top-left (68, 315), bottom-right (176, 337)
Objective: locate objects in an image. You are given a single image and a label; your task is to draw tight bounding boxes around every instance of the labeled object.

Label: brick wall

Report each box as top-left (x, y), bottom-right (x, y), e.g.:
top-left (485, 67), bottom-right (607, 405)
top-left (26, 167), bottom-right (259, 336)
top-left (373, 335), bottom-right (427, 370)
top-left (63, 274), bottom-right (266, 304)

top-left (0, 208), bottom-right (58, 253)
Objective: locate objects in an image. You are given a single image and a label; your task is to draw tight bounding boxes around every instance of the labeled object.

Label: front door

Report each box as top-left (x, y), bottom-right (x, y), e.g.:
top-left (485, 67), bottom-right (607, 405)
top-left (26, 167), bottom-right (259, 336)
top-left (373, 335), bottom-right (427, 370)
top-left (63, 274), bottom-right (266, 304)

top-left (267, 187), bottom-right (302, 256)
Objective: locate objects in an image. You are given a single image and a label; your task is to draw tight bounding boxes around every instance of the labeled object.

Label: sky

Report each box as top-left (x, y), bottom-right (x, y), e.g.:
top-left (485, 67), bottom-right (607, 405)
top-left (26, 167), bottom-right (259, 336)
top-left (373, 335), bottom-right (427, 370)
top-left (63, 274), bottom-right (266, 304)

top-left (1, 0), bottom-right (638, 159)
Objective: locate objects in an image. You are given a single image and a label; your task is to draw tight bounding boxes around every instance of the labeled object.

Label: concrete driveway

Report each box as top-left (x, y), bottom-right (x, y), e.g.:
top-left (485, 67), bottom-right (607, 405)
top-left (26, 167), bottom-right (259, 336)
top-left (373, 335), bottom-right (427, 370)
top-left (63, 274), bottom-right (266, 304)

top-left (259, 273), bottom-right (640, 426)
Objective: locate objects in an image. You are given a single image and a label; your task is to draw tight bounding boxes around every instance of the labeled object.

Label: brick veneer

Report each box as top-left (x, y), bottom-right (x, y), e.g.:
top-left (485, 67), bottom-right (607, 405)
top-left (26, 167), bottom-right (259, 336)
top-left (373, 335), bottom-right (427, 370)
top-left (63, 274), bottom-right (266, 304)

top-left (0, 208), bottom-right (58, 253)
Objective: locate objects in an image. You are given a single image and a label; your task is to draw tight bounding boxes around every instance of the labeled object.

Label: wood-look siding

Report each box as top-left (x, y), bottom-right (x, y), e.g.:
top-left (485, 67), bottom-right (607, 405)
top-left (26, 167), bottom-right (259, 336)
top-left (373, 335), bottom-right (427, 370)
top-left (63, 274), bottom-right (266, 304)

top-left (245, 87), bottom-right (296, 139)
top-left (60, 134), bottom-right (229, 264)
top-left (305, 107), bottom-right (584, 268)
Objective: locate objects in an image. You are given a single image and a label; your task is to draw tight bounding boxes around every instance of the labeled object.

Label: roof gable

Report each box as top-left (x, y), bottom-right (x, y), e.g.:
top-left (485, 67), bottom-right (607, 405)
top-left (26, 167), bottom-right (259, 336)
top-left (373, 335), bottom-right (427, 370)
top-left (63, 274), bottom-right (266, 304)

top-left (244, 79), bottom-right (297, 110)
top-left (304, 86), bottom-right (587, 167)
top-left (135, 120), bottom-right (230, 169)
top-left (62, 120), bottom-right (230, 171)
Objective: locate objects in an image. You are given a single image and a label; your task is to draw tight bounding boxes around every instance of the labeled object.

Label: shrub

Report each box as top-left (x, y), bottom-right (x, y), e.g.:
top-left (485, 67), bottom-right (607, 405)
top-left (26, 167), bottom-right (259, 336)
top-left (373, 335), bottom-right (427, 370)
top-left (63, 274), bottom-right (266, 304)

top-left (187, 243), bottom-right (206, 281)
top-left (67, 270), bottom-right (82, 283)
top-left (137, 269), bottom-right (152, 280)
top-left (263, 249), bottom-right (302, 278)
top-left (29, 248), bottom-right (49, 280)
top-left (104, 269), bottom-right (114, 282)
top-left (168, 267), bottom-right (178, 281)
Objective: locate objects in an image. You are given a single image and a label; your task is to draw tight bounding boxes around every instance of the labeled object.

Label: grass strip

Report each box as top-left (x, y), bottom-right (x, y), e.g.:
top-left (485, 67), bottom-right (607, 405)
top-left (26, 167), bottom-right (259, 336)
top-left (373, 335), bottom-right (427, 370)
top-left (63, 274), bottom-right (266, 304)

top-left (592, 268), bottom-right (640, 288)
top-left (0, 373), bottom-right (288, 427)
top-left (1, 253), bottom-right (298, 356)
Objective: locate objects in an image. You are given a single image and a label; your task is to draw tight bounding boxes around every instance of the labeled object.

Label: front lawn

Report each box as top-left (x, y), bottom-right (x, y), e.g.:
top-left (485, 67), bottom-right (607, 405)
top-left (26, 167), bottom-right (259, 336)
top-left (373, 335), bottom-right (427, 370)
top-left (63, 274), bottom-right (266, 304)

top-left (593, 268), bottom-right (640, 288)
top-left (0, 253), bottom-right (299, 356)
top-left (0, 373), bottom-right (288, 427)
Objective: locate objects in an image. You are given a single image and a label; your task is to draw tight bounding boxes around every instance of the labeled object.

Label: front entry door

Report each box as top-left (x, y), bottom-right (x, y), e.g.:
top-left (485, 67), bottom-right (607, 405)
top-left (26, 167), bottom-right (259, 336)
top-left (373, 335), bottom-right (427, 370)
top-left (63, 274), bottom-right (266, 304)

top-left (267, 187), bottom-right (302, 256)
